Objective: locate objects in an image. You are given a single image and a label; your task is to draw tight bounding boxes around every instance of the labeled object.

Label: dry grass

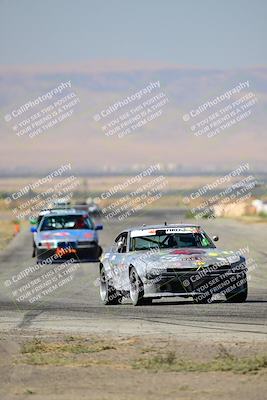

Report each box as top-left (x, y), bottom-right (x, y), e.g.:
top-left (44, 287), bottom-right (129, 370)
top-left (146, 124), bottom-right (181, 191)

top-left (19, 337), bottom-right (267, 374)
top-left (0, 220), bottom-right (17, 250)
top-left (20, 337), bottom-right (116, 366)
top-left (133, 347), bottom-right (267, 374)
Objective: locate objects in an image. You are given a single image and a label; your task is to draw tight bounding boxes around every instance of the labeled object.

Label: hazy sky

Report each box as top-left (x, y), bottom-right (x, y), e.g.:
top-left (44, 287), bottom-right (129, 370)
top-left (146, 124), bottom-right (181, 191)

top-left (0, 0), bottom-right (266, 68)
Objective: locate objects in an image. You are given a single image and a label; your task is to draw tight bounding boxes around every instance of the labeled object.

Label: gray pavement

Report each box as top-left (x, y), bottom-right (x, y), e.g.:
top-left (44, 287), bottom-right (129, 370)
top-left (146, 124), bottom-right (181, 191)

top-left (0, 212), bottom-right (266, 341)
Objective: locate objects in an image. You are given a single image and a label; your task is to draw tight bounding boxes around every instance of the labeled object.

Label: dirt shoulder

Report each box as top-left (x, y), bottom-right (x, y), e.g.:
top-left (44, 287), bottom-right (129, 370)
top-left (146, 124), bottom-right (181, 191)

top-left (0, 220), bottom-right (17, 250)
top-left (0, 219), bottom-right (27, 251)
top-left (1, 330), bottom-right (267, 400)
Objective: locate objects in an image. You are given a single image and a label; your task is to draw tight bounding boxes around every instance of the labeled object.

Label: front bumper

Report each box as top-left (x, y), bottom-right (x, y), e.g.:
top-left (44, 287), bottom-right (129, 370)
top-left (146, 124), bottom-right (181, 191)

top-left (144, 263), bottom-right (247, 298)
top-left (36, 241), bottom-right (101, 262)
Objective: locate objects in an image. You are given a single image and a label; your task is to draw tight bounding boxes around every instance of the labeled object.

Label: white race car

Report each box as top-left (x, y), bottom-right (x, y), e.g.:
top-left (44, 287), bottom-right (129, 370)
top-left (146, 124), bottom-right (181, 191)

top-left (99, 224), bottom-right (247, 305)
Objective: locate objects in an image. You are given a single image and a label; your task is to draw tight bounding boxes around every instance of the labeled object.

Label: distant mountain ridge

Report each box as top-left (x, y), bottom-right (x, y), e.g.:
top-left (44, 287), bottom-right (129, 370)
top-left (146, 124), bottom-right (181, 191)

top-left (0, 61), bottom-right (266, 172)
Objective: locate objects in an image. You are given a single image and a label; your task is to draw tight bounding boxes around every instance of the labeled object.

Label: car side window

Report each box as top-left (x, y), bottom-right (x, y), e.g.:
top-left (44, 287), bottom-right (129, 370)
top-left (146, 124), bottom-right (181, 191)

top-left (115, 232), bottom-right (128, 254)
top-left (120, 233), bottom-right (128, 253)
top-left (111, 235), bottom-right (120, 253)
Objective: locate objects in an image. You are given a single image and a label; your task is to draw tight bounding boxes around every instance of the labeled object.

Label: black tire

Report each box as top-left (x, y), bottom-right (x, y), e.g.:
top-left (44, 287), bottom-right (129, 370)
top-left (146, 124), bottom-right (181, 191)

top-left (90, 245), bottom-right (102, 261)
top-left (99, 266), bottom-right (122, 305)
top-left (129, 267), bottom-right (148, 306)
top-left (97, 245), bottom-right (103, 259)
top-left (32, 245), bottom-right (36, 258)
top-left (225, 280), bottom-right (248, 303)
top-left (32, 238), bottom-right (36, 257)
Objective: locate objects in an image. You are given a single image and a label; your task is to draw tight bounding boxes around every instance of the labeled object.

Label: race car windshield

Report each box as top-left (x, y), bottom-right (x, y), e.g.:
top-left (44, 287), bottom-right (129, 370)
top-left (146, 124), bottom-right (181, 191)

top-left (40, 215), bottom-right (94, 231)
top-left (130, 232), bottom-right (215, 251)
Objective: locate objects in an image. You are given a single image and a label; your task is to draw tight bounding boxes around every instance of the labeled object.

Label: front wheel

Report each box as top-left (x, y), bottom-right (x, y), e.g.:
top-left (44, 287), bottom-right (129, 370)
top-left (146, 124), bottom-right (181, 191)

top-left (129, 267), bottom-right (149, 306)
top-left (96, 245), bottom-right (103, 259)
top-left (32, 246), bottom-right (36, 258)
top-left (225, 280), bottom-right (248, 303)
top-left (99, 266), bottom-right (122, 305)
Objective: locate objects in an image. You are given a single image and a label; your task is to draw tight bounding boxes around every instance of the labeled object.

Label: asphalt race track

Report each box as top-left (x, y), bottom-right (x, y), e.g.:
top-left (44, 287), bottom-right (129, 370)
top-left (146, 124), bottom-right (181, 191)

top-left (0, 211), bottom-right (266, 341)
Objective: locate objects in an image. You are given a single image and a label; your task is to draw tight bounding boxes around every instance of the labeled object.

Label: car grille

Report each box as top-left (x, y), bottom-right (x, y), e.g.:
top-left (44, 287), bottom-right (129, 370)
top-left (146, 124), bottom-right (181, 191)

top-left (165, 265), bottom-right (231, 274)
top-left (57, 241), bottom-right (77, 248)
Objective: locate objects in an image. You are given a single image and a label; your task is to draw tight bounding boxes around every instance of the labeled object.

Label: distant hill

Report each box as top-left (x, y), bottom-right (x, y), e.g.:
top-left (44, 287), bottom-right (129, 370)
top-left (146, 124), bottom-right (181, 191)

top-left (0, 61), bottom-right (266, 173)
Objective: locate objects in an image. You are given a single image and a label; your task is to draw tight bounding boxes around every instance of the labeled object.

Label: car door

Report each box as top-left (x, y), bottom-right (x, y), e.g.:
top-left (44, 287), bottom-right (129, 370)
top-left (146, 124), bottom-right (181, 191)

top-left (108, 232), bottom-right (128, 290)
top-left (116, 232), bottom-right (130, 291)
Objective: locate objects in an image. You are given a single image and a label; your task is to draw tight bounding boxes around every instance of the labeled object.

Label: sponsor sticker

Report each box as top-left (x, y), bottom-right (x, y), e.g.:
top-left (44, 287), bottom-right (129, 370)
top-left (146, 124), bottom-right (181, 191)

top-left (130, 229), bottom-right (156, 237)
top-left (165, 227), bottom-right (197, 234)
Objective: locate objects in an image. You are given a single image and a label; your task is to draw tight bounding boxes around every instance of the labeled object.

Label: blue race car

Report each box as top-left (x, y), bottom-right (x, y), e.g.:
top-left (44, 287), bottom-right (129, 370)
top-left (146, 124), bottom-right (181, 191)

top-left (31, 210), bottom-right (103, 262)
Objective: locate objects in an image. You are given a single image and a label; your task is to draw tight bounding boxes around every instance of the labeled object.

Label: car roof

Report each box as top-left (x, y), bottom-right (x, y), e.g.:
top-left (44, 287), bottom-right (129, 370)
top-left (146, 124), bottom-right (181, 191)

top-left (122, 223), bottom-right (201, 233)
top-left (39, 208), bottom-right (77, 215)
top-left (41, 209), bottom-right (89, 217)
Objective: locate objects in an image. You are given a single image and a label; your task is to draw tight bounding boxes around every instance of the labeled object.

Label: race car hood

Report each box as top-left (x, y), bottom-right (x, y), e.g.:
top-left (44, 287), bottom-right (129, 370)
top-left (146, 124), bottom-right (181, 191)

top-left (37, 229), bottom-right (97, 242)
top-left (132, 247), bottom-right (242, 271)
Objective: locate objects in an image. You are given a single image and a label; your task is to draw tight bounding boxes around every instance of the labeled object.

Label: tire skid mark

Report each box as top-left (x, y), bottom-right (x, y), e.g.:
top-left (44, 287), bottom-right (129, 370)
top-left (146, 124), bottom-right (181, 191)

top-left (125, 316), bottom-right (267, 335)
top-left (17, 309), bottom-right (44, 329)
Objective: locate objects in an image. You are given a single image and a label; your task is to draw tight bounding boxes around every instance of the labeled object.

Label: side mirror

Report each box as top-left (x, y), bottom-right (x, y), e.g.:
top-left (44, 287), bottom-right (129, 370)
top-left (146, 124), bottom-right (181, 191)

top-left (117, 240), bottom-right (124, 251)
top-left (95, 224), bottom-right (103, 231)
top-left (30, 227), bottom-right (37, 233)
top-left (213, 235), bottom-right (219, 242)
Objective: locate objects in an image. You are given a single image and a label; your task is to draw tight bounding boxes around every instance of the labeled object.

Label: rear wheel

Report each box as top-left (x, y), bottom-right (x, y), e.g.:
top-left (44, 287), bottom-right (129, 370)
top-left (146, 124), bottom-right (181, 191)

top-left (97, 245), bottom-right (103, 259)
top-left (91, 245), bottom-right (102, 261)
top-left (129, 267), bottom-right (150, 306)
top-left (225, 280), bottom-right (248, 303)
top-left (100, 266), bottom-right (122, 305)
